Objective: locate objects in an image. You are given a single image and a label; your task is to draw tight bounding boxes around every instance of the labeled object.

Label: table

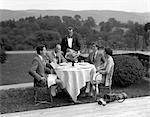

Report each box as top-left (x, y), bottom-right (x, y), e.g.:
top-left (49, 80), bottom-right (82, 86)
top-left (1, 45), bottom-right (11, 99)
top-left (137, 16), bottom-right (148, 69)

top-left (55, 62), bottom-right (96, 102)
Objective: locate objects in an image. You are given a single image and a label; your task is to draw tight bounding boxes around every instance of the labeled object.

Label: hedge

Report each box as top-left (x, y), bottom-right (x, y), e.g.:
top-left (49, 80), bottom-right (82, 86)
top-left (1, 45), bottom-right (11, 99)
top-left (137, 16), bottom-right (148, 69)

top-left (112, 55), bottom-right (146, 87)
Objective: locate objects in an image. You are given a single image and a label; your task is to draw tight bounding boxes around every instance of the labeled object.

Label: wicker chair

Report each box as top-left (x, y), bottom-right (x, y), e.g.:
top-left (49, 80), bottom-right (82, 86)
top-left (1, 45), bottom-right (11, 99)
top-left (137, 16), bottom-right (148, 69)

top-left (34, 85), bottom-right (54, 104)
top-left (32, 74), bottom-right (58, 104)
top-left (92, 65), bottom-right (114, 100)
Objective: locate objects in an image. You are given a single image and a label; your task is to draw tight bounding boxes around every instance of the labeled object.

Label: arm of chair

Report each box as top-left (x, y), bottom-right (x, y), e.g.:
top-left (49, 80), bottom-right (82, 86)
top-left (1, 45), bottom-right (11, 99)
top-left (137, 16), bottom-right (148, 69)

top-left (92, 73), bottom-right (102, 84)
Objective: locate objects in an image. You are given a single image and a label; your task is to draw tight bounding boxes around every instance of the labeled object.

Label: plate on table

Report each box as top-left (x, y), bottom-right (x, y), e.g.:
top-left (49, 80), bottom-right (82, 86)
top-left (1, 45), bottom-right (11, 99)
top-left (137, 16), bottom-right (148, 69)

top-left (55, 66), bottom-right (63, 70)
top-left (59, 63), bottom-right (68, 66)
top-left (79, 66), bottom-right (91, 69)
top-left (78, 62), bottom-right (89, 66)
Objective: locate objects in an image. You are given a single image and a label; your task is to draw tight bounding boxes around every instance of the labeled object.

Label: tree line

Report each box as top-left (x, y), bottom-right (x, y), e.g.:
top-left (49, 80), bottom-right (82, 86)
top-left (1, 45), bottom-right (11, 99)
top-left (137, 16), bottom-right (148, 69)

top-left (0, 15), bottom-right (149, 51)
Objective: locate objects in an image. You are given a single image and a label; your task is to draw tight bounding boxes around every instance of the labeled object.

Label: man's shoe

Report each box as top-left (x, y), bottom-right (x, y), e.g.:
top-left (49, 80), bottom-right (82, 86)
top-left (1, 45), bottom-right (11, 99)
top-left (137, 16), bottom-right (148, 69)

top-left (74, 100), bottom-right (82, 104)
top-left (98, 98), bottom-right (106, 106)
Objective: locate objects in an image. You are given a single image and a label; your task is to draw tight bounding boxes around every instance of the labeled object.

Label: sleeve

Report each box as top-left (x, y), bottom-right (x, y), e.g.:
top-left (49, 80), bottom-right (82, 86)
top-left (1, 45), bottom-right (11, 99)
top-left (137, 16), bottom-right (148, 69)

top-left (97, 58), bottom-right (110, 74)
top-left (61, 54), bottom-right (67, 63)
top-left (101, 53), bottom-right (105, 63)
top-left (85, 53), bottom-right (92, 63)
top-left (98, 53), bottom-right (107, 70)
top-left (29, 59), bottom-right (42, 81)
top-left (76, 36), bottom-right (81, 51)
top-left (61, 38), bottom-right (67, 53)
top-left (46, 52), bottom-right (53, 63)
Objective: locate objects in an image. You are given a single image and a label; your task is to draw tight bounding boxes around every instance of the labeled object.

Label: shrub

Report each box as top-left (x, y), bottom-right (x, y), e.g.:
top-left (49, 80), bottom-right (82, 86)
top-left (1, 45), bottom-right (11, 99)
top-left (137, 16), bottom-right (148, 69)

top-left (0, 48), bottom-right (7, 64)
top-left (112, 55), bottom-right (146, 87)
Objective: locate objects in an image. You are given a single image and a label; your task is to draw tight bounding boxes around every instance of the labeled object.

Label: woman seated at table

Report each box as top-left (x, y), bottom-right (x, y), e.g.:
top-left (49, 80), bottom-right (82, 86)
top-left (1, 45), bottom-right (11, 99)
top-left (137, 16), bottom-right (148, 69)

top-left (96, 47), bottom-right (114, 87)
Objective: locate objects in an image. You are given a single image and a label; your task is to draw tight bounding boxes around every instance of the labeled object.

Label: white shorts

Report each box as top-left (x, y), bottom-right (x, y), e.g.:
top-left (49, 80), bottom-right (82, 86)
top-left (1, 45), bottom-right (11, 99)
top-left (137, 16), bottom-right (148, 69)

top-left (47, 74), bottom-right (57, 87)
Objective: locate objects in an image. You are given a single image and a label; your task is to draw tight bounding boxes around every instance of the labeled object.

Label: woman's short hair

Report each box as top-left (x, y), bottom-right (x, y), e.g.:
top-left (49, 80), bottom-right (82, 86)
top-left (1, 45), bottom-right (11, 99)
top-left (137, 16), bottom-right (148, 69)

top-left (36, 44), bottom-right (46, 54)
top-left (92, 43), bottom-right (102, 50)
top-left (104, 48), bottom-right (113, 56)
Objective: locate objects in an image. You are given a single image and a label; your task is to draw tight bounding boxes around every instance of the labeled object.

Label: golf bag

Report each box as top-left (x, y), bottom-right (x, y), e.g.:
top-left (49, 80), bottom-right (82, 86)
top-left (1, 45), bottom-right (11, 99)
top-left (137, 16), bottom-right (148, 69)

top-left (98, 92), bottom-right (127, 105)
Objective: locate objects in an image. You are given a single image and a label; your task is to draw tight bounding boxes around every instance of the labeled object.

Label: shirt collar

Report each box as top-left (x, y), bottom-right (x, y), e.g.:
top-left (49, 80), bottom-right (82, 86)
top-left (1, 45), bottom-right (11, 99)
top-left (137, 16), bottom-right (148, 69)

top-left (67, 37), bottom-right (73, 39)
top-left (38, 54), bottom-right (43, 61)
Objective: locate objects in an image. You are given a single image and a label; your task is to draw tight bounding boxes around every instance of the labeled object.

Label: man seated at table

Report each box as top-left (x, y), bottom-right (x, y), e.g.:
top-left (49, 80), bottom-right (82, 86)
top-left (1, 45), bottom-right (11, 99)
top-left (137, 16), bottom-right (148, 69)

top-left (84, 43), bottom-right (106, 96)
top-left (86, 43), bottom-right (105, 69)
top-left (29, 44), bottom-right (65, 102)
top-left (46, 44), bottom-right (67, 64)
top-left (44, 44), bottom-right (67, 72)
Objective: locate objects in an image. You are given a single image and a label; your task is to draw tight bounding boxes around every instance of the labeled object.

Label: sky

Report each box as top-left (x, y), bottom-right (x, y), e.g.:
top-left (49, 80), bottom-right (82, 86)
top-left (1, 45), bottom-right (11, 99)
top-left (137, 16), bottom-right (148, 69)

top-left (0, 0), bottom-right (149, 13)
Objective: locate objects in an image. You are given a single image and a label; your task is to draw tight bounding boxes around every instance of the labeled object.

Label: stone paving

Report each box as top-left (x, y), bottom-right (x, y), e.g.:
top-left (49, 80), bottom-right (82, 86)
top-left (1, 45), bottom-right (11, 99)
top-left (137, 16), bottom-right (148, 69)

top-left (1, 96), bottom-right (150, 117)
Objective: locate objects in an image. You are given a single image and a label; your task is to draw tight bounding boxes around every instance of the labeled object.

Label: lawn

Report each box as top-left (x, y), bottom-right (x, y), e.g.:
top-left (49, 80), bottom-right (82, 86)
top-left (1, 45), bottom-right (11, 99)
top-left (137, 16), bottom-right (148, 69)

top-left (0, 78), bottom-right (150, 114)
top-left (1, 53), bottom-right (35, 85)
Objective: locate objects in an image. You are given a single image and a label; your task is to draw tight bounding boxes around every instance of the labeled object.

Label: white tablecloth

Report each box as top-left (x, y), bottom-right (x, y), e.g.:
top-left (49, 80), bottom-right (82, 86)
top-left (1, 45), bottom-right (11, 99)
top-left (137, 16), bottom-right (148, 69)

top-left (55, 62), bottom-right (96, 101)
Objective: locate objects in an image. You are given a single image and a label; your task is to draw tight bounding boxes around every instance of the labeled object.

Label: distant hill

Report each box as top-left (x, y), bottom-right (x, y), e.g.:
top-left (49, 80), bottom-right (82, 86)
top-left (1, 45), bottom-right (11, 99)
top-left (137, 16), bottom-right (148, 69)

top-left (0, 9), bottom-right (150, 24)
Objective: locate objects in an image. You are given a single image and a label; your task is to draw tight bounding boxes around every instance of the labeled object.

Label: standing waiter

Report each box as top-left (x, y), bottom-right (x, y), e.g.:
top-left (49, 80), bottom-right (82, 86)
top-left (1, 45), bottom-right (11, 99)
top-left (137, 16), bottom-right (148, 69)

top-left (61, 26), bottom-right (81, 56)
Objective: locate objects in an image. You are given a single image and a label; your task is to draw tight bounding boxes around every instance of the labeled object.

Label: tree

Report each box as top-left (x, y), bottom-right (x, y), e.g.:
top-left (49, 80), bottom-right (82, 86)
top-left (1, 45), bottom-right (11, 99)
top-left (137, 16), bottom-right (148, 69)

top-left (108, 18), bottom-right (121, 27)
top-left (107, 32), bottom-right (125, 49)
top-left (143, 22), bottom-right (150, 49)
top-left (83, 16), bottom-right (96, 28)
top-left (46, 16), bottom-right (62, 30)
top-left (25, 16), bottom-right (36, 23)
top-left (0, 47), bottom-right (7, 63)
top-left (35, 30), bottom-right (61, 49)
top-left (144, 22), bottom-right (150, 32)
top-left (0, 35), bottom-right (13, 50)
top-left (74, 15), bottom-right (81, 21)
top-left (62, 16), bottom-right (75, 27)
top-left (100, 22), bottom-right (112, 32)
top-left (126, 21), bottom-right (139, 50)
top-left (73, 14), bottom-right (82, 27)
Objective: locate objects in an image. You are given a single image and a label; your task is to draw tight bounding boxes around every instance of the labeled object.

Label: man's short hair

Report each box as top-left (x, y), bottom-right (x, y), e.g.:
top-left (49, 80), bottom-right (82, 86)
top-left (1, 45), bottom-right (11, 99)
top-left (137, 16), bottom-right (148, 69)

top-left (104, 48), bottom-right (113, 56)
top-left (55, 43), bottom-right (61, 47)
top-left (67, 26), bottom-right (73, 31)
top-left (92, 43), bottom-right (101, 50)
top-left (36, 44), bottom-right (46, 55)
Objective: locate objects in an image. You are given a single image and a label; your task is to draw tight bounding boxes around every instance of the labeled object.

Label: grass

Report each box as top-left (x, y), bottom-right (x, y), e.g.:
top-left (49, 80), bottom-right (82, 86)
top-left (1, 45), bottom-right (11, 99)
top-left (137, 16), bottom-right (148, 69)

top-left (1, 53), bottom-right (35, 85)
top-left (0, 78), bottom-right (150, 114)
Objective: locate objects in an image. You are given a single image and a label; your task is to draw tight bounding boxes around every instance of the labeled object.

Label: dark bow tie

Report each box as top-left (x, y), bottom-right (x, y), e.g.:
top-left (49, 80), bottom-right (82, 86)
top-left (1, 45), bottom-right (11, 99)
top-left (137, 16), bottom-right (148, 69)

top-left (68, 36), bottom-right (73, 38)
